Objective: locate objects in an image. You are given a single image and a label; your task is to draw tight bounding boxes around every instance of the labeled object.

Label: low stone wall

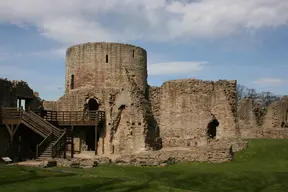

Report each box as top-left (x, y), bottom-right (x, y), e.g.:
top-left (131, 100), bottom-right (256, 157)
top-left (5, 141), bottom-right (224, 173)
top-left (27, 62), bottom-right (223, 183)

top-left (255, 128), bottom-right (288, 139)
top-left (114, 139), bottom-right (248, 166)
top-left (13, 139), bottom-right (248, 168)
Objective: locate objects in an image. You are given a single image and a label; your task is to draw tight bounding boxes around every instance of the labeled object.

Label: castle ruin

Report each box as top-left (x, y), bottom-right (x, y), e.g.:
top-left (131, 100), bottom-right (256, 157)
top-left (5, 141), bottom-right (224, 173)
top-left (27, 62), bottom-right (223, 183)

top-left (1, 42), bottom-right (288, 165)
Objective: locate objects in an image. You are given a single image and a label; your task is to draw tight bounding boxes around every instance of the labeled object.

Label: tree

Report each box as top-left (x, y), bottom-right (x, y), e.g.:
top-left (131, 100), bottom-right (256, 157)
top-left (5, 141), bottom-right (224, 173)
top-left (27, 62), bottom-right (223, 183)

top-left (236, 84), bottom-right (280, 106)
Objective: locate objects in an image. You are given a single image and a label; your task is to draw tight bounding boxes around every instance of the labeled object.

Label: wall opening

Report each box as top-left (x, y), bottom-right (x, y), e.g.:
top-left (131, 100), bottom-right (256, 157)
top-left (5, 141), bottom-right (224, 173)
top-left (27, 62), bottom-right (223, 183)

top-left (86, 127), bottom-right (95, 151)
top-left (70, 74), bottom-right (75, 89)
top-left (17, 98), bottom-right (26, 111)
top-left (281, 109), bottom-right (288, 127)
top-left (88, 98), bottom-right (99, 110)
top-left (106, 55), bottom-right (108, 63)
top-left (132, 50), bottom-right (135, 58)
top-left (206, 115), bottom-right (220, 139)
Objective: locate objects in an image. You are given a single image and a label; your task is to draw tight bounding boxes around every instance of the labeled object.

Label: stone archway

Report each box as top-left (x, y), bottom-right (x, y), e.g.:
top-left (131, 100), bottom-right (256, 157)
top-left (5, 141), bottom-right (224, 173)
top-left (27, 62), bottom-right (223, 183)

top-left (207, 114), bottom-right (220, 139)
top-left (88, 98), bottom-right (99, 110)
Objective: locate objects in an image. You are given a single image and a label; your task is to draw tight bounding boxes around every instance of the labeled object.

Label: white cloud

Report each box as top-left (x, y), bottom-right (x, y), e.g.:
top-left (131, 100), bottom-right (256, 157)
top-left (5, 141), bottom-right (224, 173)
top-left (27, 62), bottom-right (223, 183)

top-left (148, 61), bottom-right (207, 75)
top-left (0, 0), bottom-right (288, 44)
top-left (252, 78), bottom-right (285, 86)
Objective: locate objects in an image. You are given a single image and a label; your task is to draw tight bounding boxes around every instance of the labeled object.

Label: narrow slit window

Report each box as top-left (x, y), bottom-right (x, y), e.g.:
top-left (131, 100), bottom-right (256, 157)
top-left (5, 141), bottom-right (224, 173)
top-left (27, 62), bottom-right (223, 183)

top-left (70, 74), bottom-right (75, 89)
top-left (106, 55), bottom-right (108, 63)
top-left (132, 50), bottom-right (135, 58)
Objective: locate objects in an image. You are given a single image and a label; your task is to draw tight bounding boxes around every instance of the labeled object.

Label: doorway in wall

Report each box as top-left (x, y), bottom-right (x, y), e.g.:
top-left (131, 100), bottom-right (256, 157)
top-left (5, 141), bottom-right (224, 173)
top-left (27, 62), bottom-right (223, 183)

top-left (17, 97), bottom-right (33, 112)
top-left (17, 98), bottom-right (26, 110)
top-left (207, 118), bottom-right (220, 139)
top-left (86, 126), bottom-right (95, 151)
top-left (88, 98), bottom-right (99, 110)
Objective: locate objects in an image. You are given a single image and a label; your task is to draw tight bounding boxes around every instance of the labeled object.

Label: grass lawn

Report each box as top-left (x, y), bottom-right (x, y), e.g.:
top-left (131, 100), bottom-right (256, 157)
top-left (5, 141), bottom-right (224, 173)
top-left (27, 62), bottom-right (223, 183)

top-left (1, 139), bottom-right (288, 192)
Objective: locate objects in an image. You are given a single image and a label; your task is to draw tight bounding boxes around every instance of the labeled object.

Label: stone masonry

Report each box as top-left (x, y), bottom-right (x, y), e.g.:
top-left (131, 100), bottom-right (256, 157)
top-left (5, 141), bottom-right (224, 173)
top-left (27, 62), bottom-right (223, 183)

top-left (42, 42), bottom-right (241, 161)
top-left (237, 96), bottom-right (288, 138)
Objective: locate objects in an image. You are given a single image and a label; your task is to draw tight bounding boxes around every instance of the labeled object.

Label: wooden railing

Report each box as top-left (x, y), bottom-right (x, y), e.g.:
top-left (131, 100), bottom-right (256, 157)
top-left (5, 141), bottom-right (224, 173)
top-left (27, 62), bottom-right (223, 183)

top-left (52, 129), bottom-right (66, 158)
top-left (1, 107), bottom-right (105, 126)
top-left (29, 111), bottom-right (60, 136)
top-left (44, 110), bottom-right (105, 125)
top-left (36, 132), bottom-right (53, 158)
top-left (1, 107), bottom-right (22, 120)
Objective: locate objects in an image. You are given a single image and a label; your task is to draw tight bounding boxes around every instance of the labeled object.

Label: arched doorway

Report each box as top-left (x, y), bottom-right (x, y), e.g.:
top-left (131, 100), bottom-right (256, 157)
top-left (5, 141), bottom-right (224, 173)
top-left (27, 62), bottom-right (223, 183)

top-left (88, 98), bottom-right (99, 110)
top-left (207, 115), bottom-right (220, 139)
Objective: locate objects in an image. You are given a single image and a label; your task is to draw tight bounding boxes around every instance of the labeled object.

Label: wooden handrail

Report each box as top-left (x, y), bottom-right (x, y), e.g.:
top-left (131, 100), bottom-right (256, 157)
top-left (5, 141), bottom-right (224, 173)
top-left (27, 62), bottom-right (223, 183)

top-left (36, 131), bottom-right (53, 158)
top-left (29, 111), bottom-right (58, 132)
top-left (1, 107), bottom-right (23, 119)
top-left (21, 112), bottom-right (51, 136)
top-left (52, 129), bottom-right (66, 158)
top-left (53, 130), bottom-right (66, 147)
top-left (44, 110), bottom-right (104, 122)
top-left (2, 108), bottom-right (106, 125)
top-left (39, 131), bottom-right (53, 147)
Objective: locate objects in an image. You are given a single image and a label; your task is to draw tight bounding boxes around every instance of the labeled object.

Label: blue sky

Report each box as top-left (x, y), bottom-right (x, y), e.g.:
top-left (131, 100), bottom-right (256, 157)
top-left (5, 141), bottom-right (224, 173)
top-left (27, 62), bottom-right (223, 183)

top-left (1, 0), bottom-right (288, 100)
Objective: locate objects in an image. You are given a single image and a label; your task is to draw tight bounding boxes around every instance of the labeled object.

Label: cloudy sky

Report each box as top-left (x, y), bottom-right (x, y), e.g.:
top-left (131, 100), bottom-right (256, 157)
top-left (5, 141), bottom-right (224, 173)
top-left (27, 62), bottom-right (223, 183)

top-left (1, 0), bottom-right (288, 100)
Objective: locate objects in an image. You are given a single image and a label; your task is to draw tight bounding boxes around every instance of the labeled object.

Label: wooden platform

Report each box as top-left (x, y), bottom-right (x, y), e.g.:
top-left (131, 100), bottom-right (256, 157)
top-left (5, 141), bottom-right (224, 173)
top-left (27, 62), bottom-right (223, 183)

top-left (0, 108), bottom-right (105, 126)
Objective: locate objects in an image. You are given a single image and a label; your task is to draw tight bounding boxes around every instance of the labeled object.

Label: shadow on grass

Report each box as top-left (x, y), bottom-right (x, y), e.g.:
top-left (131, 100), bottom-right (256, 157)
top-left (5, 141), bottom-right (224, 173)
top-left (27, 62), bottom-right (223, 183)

top-left (154, 171), bottom-right (288, 192)
top-left (36, 172), bottom-right (160, 192)
top-left (36, 170), bottom-right (288, 192)
top-left (1, 164), bottom-right (288, 192)
top-left (0, 166), bottom-right (76, 186)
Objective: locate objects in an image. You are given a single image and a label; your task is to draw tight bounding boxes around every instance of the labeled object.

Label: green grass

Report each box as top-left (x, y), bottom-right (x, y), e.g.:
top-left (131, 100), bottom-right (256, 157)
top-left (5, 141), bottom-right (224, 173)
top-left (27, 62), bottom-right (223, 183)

top-left (1, 139), bottom-right (288, 192)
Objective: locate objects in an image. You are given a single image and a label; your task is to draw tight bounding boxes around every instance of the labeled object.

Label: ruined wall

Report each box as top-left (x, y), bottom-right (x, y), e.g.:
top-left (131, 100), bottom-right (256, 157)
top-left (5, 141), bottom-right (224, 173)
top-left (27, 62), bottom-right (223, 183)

top-left (263, 97), bottom-right (288, 128)
top-left (65, 42), bottom-right (147, 93)
top-left (149, 79), bottom-right (237, 148)
top-left (43, 101), bottom-right (58, 111)
top-left (0, 78), bottom-right (42, 160)
top-left (0, 78), bottom-right (41, 110)
top-left (237, 99), bottom-right (261, 138)
top-left (237, 97), bottom-right (288, 138)
top-left (56, 82), bottom-right (155, 155)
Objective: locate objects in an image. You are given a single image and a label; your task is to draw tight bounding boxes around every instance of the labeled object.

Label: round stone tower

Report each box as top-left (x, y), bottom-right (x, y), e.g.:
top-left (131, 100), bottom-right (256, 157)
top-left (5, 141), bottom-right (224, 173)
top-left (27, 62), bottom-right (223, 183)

top-left (65, 42), bottom-right (148, 93)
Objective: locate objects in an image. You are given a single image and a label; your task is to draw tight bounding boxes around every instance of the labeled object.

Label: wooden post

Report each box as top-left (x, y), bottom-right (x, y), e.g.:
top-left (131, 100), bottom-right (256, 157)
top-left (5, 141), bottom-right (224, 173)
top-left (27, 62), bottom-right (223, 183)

top-left (6, 124), bottom-right (20, 141)
top-left (71, 125), bottom-right (74, 158)
top-left (64, 147), bottom-right (66, 159)
top-left (18, 99), bottom-right (21, 109)
top-left (36, 144), bottom-right (39, 158)
top-left (95, 124), bottom-right (98, 155)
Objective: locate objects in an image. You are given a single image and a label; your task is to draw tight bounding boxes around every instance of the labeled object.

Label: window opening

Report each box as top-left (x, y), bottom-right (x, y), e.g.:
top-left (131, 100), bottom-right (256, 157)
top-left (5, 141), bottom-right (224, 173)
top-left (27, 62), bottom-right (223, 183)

top-left (71, 74), bottom-right (75, 89)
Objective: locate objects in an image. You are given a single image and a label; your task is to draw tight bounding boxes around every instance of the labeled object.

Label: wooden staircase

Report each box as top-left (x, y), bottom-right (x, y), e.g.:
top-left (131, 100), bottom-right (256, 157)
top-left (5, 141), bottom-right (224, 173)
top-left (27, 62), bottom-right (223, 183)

top-left (23, 111), bottom-right (66, 159)
top-left (1, 108), bottom-right (66, 159)
top-left (1, 107), bottom-right (105, 159)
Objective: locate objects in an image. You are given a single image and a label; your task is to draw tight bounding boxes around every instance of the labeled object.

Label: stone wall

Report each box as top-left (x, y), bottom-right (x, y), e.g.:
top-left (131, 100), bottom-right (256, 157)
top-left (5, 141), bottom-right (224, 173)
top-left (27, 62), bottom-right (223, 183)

top-left (52, 42), bottom-right (160, 156)
top-left (43, 101), bottom-right (57, 111)
top-left (65, 42), bottom-right (147, 93)
top-left (40, 42), bottom-right (245, 158)
top-left (237, 97), bottom-right (288, 138)
top-left (149, 79), bottom-right (237, 148)
top-left (55, 78), bottom-right (155, 155)
top-left (0, 78), bottom-right (41, 110)
top-left (237, 99), bottom-right (261, 138)
top-left (0, 78), bottom-right (43, 160)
